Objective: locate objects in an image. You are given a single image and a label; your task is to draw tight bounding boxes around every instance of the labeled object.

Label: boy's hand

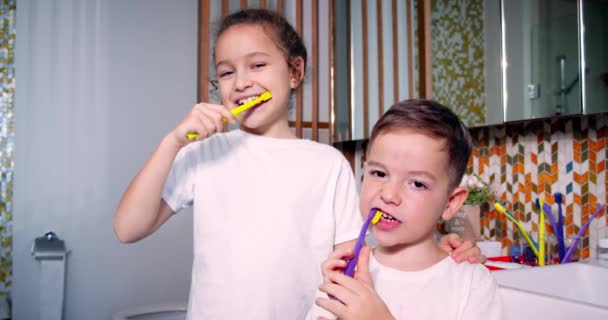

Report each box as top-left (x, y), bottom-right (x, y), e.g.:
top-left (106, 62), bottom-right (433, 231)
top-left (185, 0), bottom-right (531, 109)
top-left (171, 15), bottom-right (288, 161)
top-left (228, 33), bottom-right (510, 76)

top-left (169, 103), bottom-right (236, 147)
top-left (438, 233), bottom-right (486, 263)
top-left (320, 247), bottom-right (354, 280)
top-left (316, 246), bottom-right (395, 320)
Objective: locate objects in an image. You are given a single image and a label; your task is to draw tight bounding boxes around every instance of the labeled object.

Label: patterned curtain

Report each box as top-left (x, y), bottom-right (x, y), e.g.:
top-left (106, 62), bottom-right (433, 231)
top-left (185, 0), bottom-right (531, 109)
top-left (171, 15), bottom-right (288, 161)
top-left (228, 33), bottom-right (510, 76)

top-left (0, 0), bottom-right (15, 297)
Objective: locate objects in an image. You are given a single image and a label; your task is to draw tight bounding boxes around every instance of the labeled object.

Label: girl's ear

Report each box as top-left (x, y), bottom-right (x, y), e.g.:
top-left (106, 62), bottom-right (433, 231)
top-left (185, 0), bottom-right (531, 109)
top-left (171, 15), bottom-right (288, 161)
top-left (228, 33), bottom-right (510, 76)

top-left (289, 56), bottom-right (305, 88)
top-left (441, 186), bottom-right (468, 221)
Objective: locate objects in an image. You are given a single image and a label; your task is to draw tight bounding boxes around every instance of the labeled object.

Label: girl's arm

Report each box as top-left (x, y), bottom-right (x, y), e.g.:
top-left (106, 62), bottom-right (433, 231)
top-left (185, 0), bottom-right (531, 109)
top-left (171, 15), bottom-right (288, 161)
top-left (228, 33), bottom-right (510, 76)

top-left (113, 102), bottom-right (235, 243)
top-left (113, 136), bottom-right (182, 243)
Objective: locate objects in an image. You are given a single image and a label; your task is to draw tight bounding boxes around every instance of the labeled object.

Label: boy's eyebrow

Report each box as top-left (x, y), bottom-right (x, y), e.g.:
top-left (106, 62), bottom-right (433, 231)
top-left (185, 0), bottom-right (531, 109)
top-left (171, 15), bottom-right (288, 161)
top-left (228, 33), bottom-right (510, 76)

top-left (407, 170), bottom-right (437, 182)
top-left (365, 160), bottom-right (386, 168)
top-left (216, 52), bottom-right (271, 67)
top-left (366, 160), bottom-right (437, 181)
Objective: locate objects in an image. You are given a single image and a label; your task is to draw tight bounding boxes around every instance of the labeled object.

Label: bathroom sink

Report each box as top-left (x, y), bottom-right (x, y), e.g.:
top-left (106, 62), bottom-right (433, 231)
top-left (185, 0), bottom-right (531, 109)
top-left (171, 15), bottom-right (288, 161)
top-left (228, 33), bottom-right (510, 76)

top-left (492, 261), bottom-right (608, 320)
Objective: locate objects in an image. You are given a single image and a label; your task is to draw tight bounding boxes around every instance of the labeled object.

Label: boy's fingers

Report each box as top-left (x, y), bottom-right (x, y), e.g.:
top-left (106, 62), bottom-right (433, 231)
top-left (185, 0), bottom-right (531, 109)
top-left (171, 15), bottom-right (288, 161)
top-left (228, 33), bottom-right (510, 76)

top-left (354, 245), bottom-right (373, 286)
top-left (319, 279), bottom-right (356, 306)
top-left (329, 247), bottom-right (354, 259)
top-left (315, 297), bottom-right (347, 318)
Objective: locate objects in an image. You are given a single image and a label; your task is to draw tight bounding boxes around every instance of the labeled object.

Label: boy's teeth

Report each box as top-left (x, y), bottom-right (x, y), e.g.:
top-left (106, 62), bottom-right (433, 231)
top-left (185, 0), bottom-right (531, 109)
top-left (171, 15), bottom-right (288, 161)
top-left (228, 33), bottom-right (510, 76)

top-left (382, 212), bottom-right (399, 222)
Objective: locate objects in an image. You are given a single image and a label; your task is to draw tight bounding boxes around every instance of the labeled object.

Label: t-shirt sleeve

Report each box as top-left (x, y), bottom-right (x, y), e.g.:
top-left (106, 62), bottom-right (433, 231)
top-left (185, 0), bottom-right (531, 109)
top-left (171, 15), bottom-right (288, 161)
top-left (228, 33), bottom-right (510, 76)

top-left (333, 157), bottom-right (363, 245)
top-left (461, 266), bottom-right (504, 320)
top-left (162, 146), bottom-right (196, 213)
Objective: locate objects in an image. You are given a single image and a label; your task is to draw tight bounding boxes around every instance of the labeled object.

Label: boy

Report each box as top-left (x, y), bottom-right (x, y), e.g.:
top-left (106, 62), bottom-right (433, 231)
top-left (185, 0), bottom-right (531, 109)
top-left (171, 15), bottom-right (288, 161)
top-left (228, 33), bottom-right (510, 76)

top-left (308, 99), bottom-right (502, 320)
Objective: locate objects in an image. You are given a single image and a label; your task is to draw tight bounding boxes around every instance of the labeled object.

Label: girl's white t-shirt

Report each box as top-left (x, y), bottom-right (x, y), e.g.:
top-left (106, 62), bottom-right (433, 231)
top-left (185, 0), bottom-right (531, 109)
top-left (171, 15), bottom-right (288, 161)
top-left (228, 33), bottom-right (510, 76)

top-left (162, 129), bottom-right (362, 320)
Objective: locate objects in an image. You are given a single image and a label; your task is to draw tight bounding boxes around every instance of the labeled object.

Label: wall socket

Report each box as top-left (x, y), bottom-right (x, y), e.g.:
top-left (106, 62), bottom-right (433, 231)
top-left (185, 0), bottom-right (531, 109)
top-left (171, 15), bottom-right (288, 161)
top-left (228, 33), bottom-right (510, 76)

top-left (528, 83), bottom-right (541, 100)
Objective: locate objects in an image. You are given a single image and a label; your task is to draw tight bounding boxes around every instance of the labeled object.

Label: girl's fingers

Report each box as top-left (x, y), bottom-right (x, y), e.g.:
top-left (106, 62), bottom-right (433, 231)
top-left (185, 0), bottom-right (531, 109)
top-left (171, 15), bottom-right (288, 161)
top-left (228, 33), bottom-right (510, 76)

top-left (205, 103), bottom-right (236, 125)
top-left (438, 232), bottom-right (461, 254)
top-left (191, 104), bottom-right (227, 138)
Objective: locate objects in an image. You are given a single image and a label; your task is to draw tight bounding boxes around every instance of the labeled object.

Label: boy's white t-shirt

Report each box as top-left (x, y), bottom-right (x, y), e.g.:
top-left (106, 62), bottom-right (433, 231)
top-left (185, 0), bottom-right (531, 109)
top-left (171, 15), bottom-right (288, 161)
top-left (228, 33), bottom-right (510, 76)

top-left (308, 254), bottom-right (503, 320)
top-left (162, 129), bottom-right (362, 320)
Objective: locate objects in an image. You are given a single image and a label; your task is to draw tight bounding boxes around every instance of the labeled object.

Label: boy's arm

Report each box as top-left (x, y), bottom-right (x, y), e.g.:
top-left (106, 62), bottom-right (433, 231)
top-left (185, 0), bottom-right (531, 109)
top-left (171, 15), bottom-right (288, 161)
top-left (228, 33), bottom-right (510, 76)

top-left (113, 136), bottom-right (182, 243)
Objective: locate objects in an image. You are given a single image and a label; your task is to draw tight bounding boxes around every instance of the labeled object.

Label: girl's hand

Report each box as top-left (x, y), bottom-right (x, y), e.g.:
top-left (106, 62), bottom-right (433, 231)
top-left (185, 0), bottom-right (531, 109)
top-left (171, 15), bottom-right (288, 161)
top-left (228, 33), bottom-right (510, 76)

top-left (169, 102), bottom-right (236, 147)
top-left (316, 246), bottom-right (394, 320)
top-left (438, 233), bottom-right (486, 263)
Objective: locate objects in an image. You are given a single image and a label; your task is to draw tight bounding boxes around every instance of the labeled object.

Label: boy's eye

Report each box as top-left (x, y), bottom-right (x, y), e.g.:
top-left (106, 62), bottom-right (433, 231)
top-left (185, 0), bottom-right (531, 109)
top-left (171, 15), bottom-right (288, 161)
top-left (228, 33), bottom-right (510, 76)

top-left (412, 180), bottom-right (428, 190)
top-left (369, 170), bottom-right (387, 178)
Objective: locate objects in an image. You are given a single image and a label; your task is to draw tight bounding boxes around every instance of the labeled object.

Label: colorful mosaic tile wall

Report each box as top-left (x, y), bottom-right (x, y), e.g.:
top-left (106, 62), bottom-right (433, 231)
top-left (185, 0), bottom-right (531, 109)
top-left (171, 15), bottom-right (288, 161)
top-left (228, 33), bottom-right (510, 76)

top-left (431, 0), bottom-right (486, 126)
top-left (348, 113), bottom-right (607, 260)
top-left (0, 0), bottom-right (14, 296)
top-left (468, 114), bottom-right (607, 259)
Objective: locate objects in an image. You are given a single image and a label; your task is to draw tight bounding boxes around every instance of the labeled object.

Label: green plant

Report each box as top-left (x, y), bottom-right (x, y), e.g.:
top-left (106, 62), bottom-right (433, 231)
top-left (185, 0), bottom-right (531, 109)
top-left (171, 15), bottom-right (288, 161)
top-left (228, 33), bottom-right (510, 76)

top-left (460, 174), bottom-right (496, 206)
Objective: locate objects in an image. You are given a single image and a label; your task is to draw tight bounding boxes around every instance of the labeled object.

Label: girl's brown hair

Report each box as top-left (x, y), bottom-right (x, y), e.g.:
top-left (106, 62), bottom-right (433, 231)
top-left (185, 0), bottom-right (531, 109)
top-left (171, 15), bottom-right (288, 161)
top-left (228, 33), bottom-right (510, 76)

top-left (214, 9), bottom-right (307, 78)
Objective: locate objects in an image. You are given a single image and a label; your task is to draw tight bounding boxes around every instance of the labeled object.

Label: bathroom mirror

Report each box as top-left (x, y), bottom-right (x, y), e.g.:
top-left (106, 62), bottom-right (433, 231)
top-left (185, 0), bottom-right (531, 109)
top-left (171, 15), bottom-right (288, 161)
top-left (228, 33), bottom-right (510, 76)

top-left (503, 0), bottom-right (608, 121)
top-left (502, 0), bottom-right (581, 121)
top-left (331, 0), bottom-right (608, 143)
top-left (330, 0), bottom-right (504, 143)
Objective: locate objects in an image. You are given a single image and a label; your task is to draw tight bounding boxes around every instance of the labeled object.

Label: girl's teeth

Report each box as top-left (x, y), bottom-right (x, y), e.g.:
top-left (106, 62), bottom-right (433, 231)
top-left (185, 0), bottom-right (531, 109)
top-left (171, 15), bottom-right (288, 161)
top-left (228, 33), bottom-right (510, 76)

top-left (238, 96), bottom-right (258, 105)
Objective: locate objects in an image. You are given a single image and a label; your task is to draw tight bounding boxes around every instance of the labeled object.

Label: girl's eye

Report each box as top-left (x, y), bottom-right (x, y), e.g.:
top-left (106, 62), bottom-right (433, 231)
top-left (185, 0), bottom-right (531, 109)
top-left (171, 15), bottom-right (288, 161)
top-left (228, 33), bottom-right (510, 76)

top-left (369, 170), bottom-right (387, 178)
top-left (251, 63), bottom-right (266, 69)
top-left (412, 180), bottom-right (428, 190)
top-left (218, 70), bottom-right (233, 78)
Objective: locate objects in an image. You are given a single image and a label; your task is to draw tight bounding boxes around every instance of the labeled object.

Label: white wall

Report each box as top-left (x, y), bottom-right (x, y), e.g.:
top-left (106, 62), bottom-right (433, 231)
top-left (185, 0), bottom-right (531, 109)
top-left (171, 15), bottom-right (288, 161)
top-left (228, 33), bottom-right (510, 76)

top-left (14, 0), bottom-right (197, 319)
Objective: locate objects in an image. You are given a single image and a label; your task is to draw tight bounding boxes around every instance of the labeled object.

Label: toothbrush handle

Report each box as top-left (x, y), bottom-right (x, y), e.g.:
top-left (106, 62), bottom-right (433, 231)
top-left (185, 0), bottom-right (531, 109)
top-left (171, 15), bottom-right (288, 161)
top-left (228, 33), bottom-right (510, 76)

top-left (344, 209), bottom-right (377, 277)
top-left (557, 204), bottom-right (566, 260)
top-left (561, 204), bottom-right (604, 263)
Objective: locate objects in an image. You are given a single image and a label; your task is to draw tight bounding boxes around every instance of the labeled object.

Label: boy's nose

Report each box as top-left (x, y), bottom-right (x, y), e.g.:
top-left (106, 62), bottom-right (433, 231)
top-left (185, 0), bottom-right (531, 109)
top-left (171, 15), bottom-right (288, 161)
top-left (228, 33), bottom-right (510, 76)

top-left (380, 182), bottom-right (402, 206)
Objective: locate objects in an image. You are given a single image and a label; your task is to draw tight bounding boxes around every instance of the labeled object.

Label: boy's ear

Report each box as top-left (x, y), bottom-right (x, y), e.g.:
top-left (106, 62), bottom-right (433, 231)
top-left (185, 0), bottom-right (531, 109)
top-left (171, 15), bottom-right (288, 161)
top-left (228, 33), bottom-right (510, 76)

top-left (289, 56), bottom-right (305, 88)
top-left (441, 186), bottom-right (469, 221)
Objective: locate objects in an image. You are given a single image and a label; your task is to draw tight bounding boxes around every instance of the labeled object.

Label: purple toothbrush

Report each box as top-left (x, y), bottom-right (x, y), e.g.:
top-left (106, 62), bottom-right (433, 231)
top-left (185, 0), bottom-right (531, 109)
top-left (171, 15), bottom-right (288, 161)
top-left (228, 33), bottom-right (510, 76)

top-left (554, 193), bottom-right (566, 260)
top-left (541, 201), bottom-right (566, 260)
top-left (344, 208), bottom-right (382, 277)
top-left (561, 203), bottom-right (605, 263)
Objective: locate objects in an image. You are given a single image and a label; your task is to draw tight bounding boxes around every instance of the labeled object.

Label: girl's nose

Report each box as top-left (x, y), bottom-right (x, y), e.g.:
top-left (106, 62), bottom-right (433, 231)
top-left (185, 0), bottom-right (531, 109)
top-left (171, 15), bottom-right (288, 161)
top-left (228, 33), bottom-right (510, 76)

top-left (380, 182), bottom-right (402, 206)
top-left (234, 72), bottom-right (253, 91)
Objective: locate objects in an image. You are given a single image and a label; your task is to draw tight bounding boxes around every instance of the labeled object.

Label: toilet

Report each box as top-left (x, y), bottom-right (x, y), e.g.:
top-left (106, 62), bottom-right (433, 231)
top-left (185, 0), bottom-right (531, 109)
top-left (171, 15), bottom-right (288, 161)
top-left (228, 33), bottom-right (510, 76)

top-left (112, 302), bottom-right (187, 320)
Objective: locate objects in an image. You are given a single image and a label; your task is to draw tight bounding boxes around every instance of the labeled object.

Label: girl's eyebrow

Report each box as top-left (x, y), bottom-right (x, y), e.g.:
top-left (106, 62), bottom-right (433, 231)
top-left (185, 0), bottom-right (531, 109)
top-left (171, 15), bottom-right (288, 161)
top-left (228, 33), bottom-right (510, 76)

top-left (216, 52), bottom-right (271, 67)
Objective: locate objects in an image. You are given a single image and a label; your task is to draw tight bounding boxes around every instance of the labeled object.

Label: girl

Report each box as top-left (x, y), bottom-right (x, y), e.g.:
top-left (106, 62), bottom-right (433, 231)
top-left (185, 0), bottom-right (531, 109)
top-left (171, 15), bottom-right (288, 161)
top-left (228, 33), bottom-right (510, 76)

top-left (113, 9), bottom-right (480, 320)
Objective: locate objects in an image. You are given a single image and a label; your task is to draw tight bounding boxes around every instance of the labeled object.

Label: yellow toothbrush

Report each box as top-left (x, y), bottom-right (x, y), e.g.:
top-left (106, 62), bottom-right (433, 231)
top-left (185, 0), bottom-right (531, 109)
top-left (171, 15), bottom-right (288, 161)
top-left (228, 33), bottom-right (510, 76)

top-left (538, 197), bottom-right (546, 266)
top-left (494, 202), bottom-right (539, 258)
top-left (186, 91), bottom-right (273, 140)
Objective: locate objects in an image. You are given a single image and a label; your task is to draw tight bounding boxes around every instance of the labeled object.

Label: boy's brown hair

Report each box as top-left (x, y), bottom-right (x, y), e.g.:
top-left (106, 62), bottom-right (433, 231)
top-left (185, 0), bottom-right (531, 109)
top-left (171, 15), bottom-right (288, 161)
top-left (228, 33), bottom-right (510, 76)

top-left (368, 99), bottom-right (473, 190)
